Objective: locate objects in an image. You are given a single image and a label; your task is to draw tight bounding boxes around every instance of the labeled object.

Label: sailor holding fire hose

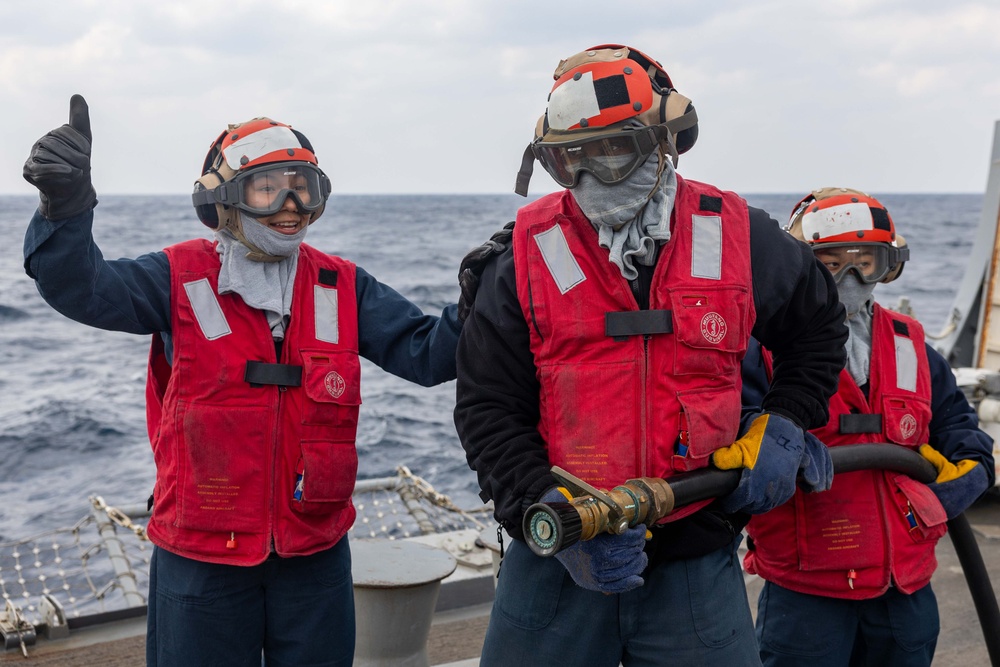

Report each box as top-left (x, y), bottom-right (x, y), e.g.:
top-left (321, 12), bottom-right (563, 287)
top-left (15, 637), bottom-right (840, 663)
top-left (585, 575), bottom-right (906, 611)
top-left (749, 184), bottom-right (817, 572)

top-left (454, 44), bottom-right (848, 666)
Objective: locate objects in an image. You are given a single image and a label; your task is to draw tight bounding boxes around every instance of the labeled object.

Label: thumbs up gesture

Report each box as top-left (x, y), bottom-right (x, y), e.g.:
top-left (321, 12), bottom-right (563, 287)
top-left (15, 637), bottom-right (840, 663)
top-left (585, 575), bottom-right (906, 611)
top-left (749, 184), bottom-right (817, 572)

top-left (23, 94), bottom-right (98, 220)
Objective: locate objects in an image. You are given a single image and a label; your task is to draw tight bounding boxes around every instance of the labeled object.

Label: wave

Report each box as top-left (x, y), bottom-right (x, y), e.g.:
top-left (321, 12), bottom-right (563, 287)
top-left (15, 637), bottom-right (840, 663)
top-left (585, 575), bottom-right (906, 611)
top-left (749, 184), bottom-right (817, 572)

top-left (0, 304), bottom-right (30, 321)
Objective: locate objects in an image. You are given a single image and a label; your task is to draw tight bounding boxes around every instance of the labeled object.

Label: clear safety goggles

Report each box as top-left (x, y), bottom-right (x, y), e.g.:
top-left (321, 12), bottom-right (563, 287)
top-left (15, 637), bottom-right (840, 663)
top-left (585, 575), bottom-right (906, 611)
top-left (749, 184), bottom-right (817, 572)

top-left (206, 162), bottom-right (331, 217)
top-left (533, 124), bottom-right (666, 188)
top-left (813, 243), bottom-right (907, 284)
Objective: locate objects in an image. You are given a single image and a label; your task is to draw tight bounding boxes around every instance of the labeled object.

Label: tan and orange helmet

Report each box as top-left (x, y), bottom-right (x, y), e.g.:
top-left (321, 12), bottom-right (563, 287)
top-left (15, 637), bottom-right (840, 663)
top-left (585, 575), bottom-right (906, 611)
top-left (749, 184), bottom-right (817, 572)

top-left (514, 44), bottom-right (699, 196)
top-left (787, 187), bottom-right (909, 284)
top-left (192, 118), bottom-right (332, 226)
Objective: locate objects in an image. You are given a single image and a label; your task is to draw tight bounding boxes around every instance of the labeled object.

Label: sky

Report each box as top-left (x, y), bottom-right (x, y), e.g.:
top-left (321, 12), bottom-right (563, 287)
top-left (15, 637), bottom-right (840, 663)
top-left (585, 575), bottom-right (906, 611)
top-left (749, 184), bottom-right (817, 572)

top-left (2, 0), bottom-right (999, 196)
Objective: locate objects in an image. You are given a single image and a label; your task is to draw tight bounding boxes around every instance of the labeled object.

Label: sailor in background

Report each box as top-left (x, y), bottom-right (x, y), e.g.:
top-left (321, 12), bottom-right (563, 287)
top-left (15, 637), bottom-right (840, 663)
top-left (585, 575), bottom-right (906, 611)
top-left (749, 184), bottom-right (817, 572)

top-left (454, 44), bottom-right (848, 666)
top-left (22, 95), bottom-right (461, 667)
top-left (742, 188), bottom-right (995, 667)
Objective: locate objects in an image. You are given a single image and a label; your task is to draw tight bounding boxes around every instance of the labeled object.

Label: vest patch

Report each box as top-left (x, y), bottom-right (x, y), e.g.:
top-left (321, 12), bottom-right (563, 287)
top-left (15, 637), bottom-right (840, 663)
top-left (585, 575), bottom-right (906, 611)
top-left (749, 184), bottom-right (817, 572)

top-left (319, 268), bottom-right (338, 286)
top-left (183, 278), bottom-right (232, 340)
top-left (699, 195), bottom-right (723, 213)
top-left (700, 312), bottom-right (728, 344)
top-left (534, 225), bottom-right (586, 294)
top-left (894, 335), bottom-right (917, 392)
top-left (691, 215), bottom-right (722, 280)
top-left (324, 371), bottom-right (346, 398)
top-left (314, 285), bottom-right (340, 344)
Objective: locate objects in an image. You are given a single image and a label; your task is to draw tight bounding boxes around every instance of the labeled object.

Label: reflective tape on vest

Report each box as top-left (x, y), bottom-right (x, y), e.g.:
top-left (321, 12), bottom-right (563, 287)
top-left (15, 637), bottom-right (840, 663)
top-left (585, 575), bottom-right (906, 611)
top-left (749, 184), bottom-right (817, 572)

top-left (894, 335), bottom-right (917, 392)
top-left (314, 285), bottom-right (340, 344)
top-left (691, 215), bottom-right (722, 280)
top-left (183, 278), bottom-right (232, 340)
top-left (534, 225), bottom-right (586, 294)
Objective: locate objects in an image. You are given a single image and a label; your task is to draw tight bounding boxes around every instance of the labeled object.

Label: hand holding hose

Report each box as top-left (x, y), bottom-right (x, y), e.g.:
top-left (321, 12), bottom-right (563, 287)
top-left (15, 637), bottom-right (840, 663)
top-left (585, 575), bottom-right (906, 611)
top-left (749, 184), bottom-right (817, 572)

top-left (712, 411), bottom-right (833, 514)
top-left (540, 487), bottom-right (647, 593)
top-left (919, 444), bottom-right (990, 519)
top-left (23, 94), bottom-right (97, 220)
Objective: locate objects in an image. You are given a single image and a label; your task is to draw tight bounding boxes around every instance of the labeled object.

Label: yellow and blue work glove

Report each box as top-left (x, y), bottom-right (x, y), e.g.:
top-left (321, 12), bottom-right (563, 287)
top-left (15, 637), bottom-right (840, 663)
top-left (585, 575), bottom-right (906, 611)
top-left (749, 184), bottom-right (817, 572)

top-left (712, 411), bottom-right (833, 514)
top-left (539, 487), bottom-right (648, 594)
top-left (919, 444), bottom-right (990, 519)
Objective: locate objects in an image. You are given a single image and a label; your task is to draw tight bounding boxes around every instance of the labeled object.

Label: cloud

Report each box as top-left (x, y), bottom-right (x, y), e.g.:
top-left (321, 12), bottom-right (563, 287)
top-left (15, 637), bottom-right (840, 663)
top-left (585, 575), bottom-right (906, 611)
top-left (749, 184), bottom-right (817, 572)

top-left (3, 0), bottom-right (999, 195)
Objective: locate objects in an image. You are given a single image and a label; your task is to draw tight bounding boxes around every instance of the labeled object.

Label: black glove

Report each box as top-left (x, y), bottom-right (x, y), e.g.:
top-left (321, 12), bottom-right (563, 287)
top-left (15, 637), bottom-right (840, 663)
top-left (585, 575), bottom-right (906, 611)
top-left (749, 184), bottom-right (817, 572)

top-left (23, 94), bottom-right (98, 220)
top-left (457, 220), bottom-right (514, 322)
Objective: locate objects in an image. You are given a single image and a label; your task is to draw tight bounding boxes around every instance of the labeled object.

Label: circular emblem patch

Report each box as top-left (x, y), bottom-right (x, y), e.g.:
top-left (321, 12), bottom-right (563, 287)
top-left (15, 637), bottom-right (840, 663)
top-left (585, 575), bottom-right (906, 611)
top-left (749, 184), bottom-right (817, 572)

top-left (324, 371), bottom-right (346, 399)
top-left (700, 312), bottom-right (728, 345)
top-left (899, 414), bottom-right (917, 440)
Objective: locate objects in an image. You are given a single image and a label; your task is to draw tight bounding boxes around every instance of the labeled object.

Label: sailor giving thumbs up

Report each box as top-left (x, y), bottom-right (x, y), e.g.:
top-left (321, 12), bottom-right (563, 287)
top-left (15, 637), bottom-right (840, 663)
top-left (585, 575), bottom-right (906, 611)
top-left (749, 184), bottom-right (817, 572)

top-left (23, 94), bottom-right (98, 220)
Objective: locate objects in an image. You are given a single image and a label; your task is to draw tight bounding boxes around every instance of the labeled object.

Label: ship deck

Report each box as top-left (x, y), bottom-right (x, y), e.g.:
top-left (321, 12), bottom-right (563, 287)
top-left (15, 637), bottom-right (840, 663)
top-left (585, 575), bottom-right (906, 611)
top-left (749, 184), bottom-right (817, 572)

top-left (3, 491), bottom-right (999, 666)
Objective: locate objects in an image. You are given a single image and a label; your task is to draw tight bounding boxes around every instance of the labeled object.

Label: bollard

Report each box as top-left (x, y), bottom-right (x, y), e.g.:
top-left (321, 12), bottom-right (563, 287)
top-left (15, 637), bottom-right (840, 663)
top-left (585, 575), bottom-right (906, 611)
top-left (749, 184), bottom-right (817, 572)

top-left (352, 539), bottom-right (457, 667)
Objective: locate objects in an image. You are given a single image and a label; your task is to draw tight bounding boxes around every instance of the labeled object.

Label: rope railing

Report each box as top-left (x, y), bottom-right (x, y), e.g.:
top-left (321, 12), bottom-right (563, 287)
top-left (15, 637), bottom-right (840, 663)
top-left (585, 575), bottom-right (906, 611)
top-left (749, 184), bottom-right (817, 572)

top-left (0, 469), bottom-right (490, 637)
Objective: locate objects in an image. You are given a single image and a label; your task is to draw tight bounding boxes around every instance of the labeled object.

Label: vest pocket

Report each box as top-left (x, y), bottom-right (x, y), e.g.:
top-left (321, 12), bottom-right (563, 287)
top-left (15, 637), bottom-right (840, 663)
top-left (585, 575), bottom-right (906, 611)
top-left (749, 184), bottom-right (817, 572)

top-left (301, 350), bottom-right (362, 426)
top-left (880, 394), bottom-right (931, 447)
top-left (291, 439), bottom-right (359, 515)
top-left (887, 473), bottom-right (947, 544)
top-left (175, 401), bottom-right (268, 533)
top-left (671, 386), bottom-right (740, 471)
top-left (668, 287), bottom-right (748, 376)
top-left (539, 359), bottom-right (642, 488)
top-left (794, 473), bottom-right (885, 571)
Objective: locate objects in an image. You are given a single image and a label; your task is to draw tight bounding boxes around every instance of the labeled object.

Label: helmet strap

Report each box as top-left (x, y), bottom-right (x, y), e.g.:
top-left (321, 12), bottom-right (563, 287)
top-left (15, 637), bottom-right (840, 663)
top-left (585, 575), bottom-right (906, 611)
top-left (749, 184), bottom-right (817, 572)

top-left (662, 130), bottom-right (679, 168)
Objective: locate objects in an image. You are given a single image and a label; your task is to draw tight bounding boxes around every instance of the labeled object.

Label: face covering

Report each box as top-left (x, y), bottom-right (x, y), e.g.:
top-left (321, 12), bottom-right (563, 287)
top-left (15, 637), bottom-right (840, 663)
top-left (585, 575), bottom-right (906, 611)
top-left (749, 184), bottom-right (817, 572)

top-left (837, 273), bottom-right (876, 387)
top-left (570, 148), bottom-right (677, 281)
top-left (837, 272), bottom-right (877, 320)
top-left (216, 213), bottom-right (307, 339)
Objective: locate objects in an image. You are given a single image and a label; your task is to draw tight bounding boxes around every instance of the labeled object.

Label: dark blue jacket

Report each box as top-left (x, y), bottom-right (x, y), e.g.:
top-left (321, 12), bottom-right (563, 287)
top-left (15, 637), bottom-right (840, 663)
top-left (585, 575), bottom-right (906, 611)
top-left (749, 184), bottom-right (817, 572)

top-left (23, 209), bottom-right (460, 387)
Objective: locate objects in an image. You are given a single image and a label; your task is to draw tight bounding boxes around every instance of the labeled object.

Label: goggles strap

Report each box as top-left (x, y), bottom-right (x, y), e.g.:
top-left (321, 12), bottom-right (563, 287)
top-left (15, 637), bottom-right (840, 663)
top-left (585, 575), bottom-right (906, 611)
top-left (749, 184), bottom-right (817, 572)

top-left (664, 105), bottom-right (699, 134)
top-left (515, 144), bottom-right (536, 197)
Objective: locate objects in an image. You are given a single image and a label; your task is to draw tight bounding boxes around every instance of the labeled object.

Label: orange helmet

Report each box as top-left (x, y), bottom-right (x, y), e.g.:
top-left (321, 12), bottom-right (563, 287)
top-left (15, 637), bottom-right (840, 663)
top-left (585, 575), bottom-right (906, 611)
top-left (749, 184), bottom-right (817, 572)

top-left (514, 44), bottom-right (699, 196)
top-left (192, 117), bottom-right (331, 231)
top-left (787, 187), bottom-right (908, 284)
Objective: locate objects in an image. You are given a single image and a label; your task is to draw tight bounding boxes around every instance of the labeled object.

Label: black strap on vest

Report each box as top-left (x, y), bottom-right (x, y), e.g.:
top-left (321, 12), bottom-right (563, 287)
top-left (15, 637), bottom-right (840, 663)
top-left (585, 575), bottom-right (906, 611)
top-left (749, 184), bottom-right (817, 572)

top-left (605, 310), bottom-right (673, 340)
top-left (839, 413), bottom-right (883, 434)
top-left (245, 361), bottom-right (303, 388)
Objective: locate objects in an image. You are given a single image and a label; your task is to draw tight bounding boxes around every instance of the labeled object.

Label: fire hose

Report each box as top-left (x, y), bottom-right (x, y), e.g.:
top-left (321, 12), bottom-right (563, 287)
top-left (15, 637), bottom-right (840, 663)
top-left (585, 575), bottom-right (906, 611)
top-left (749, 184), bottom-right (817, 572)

top-left (523, 444), bottom-right (1000, 666)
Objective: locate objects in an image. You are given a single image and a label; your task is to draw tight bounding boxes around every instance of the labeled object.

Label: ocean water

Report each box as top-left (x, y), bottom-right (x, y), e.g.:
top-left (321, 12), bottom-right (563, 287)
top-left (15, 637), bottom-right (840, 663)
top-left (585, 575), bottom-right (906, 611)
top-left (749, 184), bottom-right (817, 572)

top-left (0, 192), bottom-right (984, 540)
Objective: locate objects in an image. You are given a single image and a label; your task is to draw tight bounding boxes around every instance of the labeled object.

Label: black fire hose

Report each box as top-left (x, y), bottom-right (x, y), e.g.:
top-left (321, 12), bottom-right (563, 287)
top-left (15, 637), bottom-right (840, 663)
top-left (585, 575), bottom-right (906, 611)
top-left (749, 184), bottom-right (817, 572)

top-left (666, 443), bottom-right (939, 507)
top-left (523, 444), bottom-right (1000, 665)
top-left (949, 511), bottom-right (1000, 666)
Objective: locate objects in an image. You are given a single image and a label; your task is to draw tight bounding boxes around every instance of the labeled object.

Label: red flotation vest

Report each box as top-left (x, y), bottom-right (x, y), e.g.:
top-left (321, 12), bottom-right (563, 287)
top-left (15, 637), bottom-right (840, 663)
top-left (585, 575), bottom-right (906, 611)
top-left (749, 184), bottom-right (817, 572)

top-left (512, 177), bottom-right (756, 521)
top-left (745, 304), bottom-right (944, 598)
top-left (145, 239), bottom-right (362, 565)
